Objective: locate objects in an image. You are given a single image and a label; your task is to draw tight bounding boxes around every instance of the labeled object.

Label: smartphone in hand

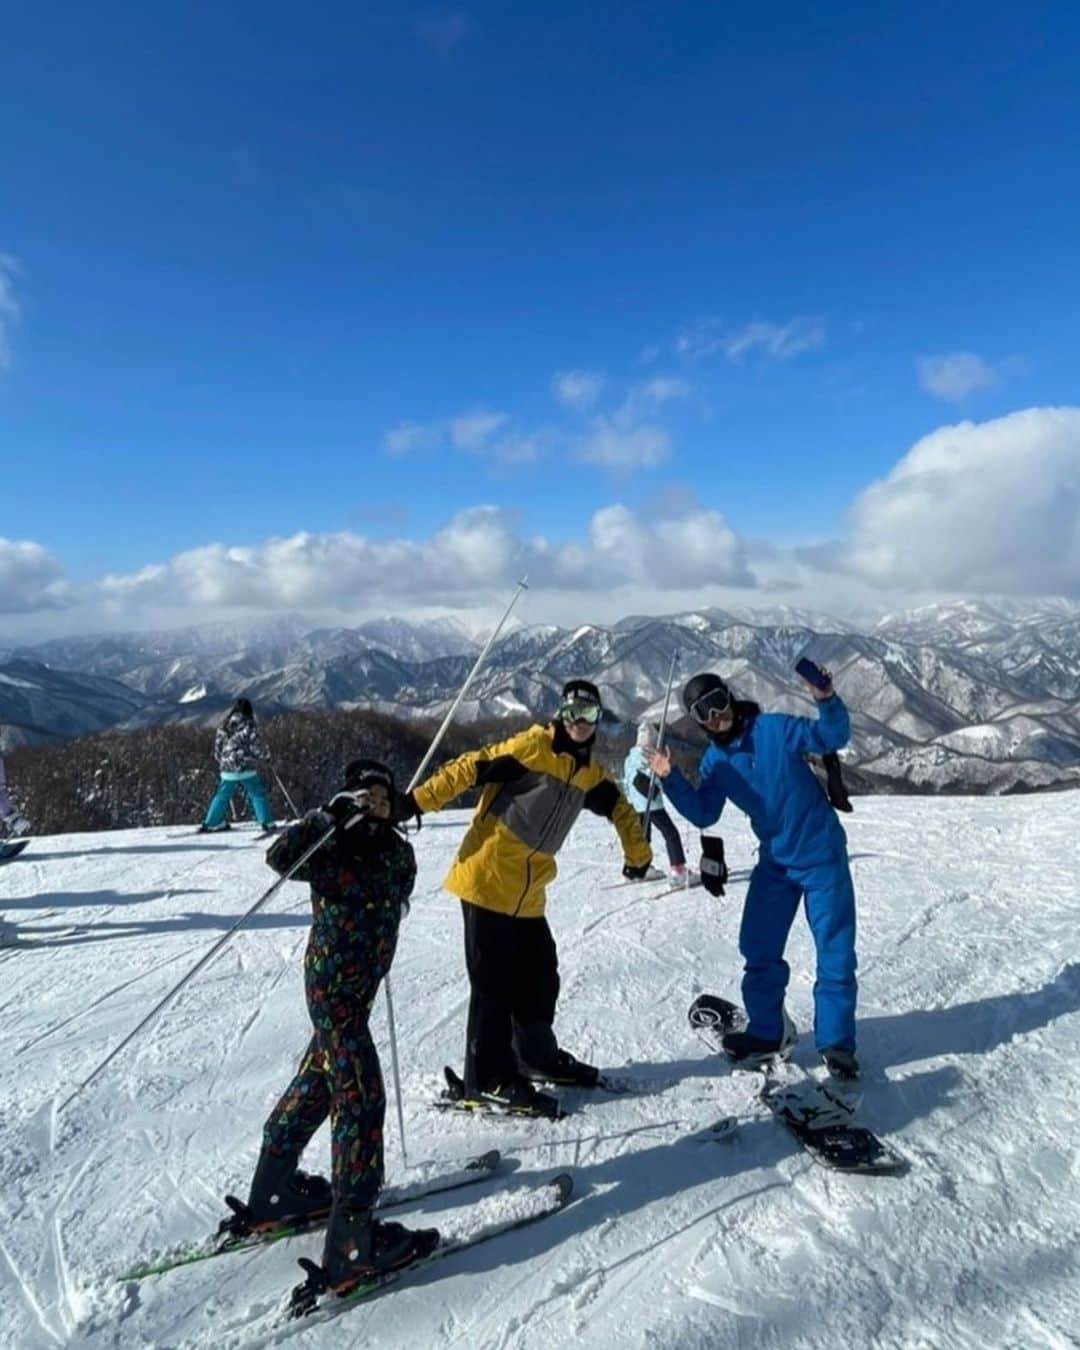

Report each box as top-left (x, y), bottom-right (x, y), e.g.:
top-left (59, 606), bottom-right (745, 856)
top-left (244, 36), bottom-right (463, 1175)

top-left (795, 656), bottom-right (832, 691)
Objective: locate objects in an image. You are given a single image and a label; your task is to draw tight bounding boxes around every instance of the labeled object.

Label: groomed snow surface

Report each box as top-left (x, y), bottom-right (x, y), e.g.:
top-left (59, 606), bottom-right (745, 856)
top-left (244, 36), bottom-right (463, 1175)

top-left (1, 796), bottom-right (1079, 1349)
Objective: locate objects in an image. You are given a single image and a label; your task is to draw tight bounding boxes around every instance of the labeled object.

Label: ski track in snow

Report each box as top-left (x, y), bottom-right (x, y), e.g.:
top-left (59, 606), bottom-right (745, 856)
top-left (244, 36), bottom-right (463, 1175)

top-left (2, 797), bottom-right (1080, 1348)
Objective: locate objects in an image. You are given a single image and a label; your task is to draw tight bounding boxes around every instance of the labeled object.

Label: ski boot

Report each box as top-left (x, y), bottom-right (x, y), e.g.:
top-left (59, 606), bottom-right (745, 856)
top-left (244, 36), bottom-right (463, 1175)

top-left (445, 1066), bottom-right (563, 1119)
top-left (820, 1046), bottom-right (860, 1081)
top-left (521, 1047), bottom-right (600, 1088)
top-left (289, 1202), bottom-right (439, 1316)
top-left (722, 1011), bottom-right (798, 1071)
top-left (197, 821), bottom-right (232, 834)
top-left (0, 812), bottom-right (30, 840)
top-left (219, 1148), bottom-right (332, 1241)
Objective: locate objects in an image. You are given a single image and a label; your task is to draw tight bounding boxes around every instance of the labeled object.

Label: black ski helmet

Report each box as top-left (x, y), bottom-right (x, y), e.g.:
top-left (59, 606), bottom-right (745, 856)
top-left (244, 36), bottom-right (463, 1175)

top-left (343, 757), bottom-right (396, 798)
top-left (682, 672), bottom-right (731, 716)
top-left (561, 678), bottom-right (602, 706)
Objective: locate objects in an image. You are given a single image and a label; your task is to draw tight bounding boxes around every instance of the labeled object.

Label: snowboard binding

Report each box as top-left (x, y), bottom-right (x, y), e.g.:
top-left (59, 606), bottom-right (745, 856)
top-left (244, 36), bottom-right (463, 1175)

top-left (687, 994), bottom-right (746, 1053)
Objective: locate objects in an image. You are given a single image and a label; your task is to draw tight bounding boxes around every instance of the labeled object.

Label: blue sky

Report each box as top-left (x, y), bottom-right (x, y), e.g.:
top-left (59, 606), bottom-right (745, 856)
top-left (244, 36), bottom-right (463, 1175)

top-left (2, 2), bottom-right (1079, 637)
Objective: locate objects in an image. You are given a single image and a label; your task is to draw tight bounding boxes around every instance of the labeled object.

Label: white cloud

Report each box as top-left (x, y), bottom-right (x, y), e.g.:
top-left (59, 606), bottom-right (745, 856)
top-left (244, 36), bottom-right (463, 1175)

top-left (578, 417), bottom-right (671, 470)
top-left (5, 501), bottom-right (758, 630)
top-left (588, 504), bottom-right (754, 588)
top-left (450, 410), bottom-right (508, 451)
top-left (807, 407), bottom-right (1080, 595)
top-left (619, 376), bottom-right (692, 420)
top-left (676, 315), bottom-right (825, 364)
top-left (384, 420), bottom-right (441, 456)
top-left (916, 351), bottom-right (1000, 403)
top-left (551, 369), bottom-right (605, 411)
top-left (0, 255), bottom-right (21, 373)
top-left (0, 538), bottom-right (72, 613)
top-left (722, 318), bottom-right (826, 363)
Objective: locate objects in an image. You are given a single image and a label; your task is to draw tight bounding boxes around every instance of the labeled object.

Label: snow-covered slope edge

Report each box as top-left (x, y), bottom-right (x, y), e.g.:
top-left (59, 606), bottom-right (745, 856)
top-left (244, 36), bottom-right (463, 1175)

top-left (1, 795), bottom-right (1078, 1348)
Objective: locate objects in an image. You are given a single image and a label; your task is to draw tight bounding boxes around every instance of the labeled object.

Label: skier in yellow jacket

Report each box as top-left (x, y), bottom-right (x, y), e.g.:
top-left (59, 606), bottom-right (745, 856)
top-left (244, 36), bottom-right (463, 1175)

top-left (402, 678), bottom-right (653, 1114)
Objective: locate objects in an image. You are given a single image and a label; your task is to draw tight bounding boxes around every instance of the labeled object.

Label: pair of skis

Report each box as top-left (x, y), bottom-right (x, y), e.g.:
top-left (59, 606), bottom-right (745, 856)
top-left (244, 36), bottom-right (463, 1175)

top-left (117, 1149), bottom-right (504, 1281)
top-left (688, 993), bottom-right (908, 1175)
top-left (116, 1150), bottom-right (575, 1325)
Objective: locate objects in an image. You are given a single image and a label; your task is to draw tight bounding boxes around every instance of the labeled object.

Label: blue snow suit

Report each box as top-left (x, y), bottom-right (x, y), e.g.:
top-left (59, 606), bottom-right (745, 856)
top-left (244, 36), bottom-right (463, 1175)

top-left (661, 694), bottom-right (857, 1053)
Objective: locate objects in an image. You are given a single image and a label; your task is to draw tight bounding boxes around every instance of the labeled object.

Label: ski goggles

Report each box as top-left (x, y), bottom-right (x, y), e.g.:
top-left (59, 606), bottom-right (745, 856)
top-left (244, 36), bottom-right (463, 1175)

top-left (689, 687), bottom-right (733, 724)
top-left (559, 698), bottom-right (602, 725)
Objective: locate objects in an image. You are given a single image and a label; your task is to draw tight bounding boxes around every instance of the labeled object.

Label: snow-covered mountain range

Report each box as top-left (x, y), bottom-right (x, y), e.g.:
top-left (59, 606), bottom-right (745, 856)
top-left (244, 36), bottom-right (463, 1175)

top-left (3, 599), bottom-right (1080, 793)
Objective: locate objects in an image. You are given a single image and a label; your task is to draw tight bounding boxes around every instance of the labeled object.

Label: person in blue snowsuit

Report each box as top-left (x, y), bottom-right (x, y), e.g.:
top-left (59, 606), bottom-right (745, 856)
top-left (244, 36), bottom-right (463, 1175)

top-left (644, 668), bottom-right (859, 1079)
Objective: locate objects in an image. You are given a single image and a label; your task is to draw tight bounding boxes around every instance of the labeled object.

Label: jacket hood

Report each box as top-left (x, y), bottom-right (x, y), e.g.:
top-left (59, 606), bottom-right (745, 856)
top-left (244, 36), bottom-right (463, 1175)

top-left (636, 721), bottom-right (659, 748)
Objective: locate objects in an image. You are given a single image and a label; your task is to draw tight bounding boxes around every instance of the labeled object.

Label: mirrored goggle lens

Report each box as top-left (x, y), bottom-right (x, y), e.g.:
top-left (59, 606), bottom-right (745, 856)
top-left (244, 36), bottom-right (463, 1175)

top-left (690, 689), bottom-right (731, 723)
top-left (561, 699), bottom-right (601, 725)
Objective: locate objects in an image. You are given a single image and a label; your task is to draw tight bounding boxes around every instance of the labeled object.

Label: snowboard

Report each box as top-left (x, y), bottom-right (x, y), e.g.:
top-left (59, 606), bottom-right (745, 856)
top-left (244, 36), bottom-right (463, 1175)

top-left (765, 1079), bottom-right (908, 1175)
top-left (0, 839), bottom-right (29, 863)
top-left (688, 992), bottom-right (908, 1175)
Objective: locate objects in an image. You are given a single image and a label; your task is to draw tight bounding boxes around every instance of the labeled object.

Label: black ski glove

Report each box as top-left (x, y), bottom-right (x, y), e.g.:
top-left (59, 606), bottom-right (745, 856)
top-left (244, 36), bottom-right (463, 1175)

top-left (321, 790), bottom-right (385, 849)
top-left (699, 835), bottom-right (728, 897)
top-left (622, 862), bottom-right (652, 881)
top-left (393, 790), bottom-right (423, 830)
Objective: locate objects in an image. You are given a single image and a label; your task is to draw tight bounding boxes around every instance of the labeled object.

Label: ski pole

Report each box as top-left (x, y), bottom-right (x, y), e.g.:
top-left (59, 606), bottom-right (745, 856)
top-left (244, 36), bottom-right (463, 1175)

top-left (403, 577), bottom-right (529, 792)
top-left (273, 770), bottom-right (299, 819)
top-left (641, 649), bottom-right (680, 842)
top-left (57, 816), bottom-right (343, 1116)
top-left (381, 575), bottom-right (529, 1169)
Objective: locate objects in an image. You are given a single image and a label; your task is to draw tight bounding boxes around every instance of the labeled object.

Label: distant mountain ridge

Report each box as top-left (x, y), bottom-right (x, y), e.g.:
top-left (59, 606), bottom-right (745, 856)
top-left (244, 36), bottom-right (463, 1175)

top-left (3, 599), bottom-right (1080, 793)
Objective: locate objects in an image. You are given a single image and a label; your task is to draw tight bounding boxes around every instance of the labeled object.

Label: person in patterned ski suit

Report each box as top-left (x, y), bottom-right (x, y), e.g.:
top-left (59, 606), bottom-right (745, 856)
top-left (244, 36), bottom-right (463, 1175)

top-left (237, 758), bottom-right (436, 1289)
top-left (199, 698), bottom-right (275, 832)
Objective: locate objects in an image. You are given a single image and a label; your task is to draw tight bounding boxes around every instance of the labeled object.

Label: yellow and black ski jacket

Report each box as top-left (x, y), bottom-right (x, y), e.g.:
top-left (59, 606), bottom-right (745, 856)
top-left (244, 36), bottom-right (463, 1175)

top-left (414, 722), bottom-right (652, 918)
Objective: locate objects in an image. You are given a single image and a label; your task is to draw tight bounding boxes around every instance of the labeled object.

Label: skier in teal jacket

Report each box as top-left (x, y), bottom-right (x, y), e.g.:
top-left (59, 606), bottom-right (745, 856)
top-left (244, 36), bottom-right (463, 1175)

top-left (644, 668), bottom-right (860, 1079)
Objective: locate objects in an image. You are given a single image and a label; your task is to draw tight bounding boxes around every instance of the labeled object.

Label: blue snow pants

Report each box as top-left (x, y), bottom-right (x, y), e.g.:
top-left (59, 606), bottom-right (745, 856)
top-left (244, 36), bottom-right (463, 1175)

top-left (203, 772), bottom-right (274, 828)
top-left (739, 855), bottom-right (857, 1052)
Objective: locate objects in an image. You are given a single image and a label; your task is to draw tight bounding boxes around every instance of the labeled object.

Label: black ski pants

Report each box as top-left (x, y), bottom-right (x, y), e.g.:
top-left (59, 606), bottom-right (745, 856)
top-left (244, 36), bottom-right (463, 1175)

top-left (460, 900), bottom-right (560, 1093)
top-left (639, 807), bottom-right (685, 868)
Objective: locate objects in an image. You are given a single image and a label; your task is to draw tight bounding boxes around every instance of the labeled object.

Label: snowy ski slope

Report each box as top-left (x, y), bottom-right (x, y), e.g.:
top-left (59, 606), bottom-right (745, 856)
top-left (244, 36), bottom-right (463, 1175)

top-left (1, 794), bottom-right (1079, 1349)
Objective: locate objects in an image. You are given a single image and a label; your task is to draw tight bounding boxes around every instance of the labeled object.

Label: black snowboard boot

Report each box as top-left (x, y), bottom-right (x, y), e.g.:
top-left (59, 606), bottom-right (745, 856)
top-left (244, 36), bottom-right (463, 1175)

top-left (322, 1199), bottom-right (439, 1290)
top-left (244, 1148), bottom-right (332, 1225)
top-left (722, 1011), bottom-right (798, 1070)
top-left (820, 1046), bottom-right (860, 1081)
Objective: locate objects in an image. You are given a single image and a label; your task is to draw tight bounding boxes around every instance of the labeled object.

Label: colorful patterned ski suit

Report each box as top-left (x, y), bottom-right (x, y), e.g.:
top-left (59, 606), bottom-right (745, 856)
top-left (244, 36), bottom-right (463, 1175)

top-left (260, 810), bottom-right (416, 1207)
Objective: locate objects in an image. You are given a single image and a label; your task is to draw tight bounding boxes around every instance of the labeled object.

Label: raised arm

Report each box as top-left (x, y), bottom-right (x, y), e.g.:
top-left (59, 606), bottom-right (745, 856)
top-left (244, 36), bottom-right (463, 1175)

top-left (412, 726), bottom-right (545, 814)
top-left (785, 693), bottom-right (851, 757)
